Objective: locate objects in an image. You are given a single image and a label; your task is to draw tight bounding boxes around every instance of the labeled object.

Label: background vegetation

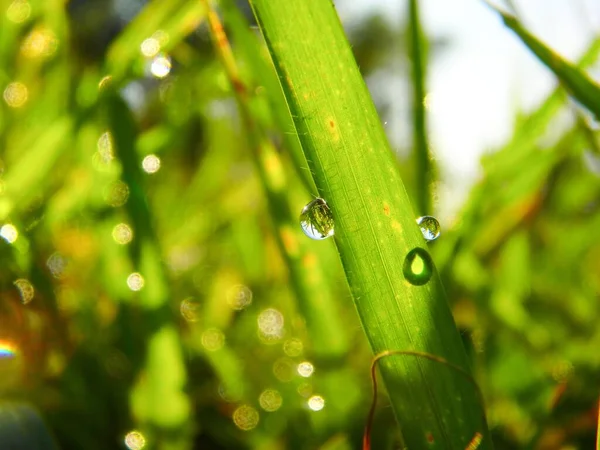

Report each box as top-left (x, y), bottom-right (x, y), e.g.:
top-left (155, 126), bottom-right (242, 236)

top-left (0, 0), bottom-right (599, 449)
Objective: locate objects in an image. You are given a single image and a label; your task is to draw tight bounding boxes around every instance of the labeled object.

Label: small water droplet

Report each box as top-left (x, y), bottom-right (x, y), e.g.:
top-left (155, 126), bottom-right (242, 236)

top-left (299, 198), bottom-right (334, 240)
top-left (403, 247), bottom-right (434, 286)
top-left (416, 216), bottom-right (440, 241)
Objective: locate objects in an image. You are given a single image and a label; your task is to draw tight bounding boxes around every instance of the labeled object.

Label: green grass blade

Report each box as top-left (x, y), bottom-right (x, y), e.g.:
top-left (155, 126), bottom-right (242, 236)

top-left (408, 0), bottom-right (433, 215)
top-left (249, 0), bottom-right (492, 447)
top-left (202, 1), bottom-right (348, 359)
top-left (485, 1), bottom-right (600, 120)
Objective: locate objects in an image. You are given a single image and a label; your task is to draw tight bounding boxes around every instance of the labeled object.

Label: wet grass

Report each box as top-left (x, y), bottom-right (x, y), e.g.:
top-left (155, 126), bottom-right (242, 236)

top-left (0, 0), bottom-right (599, 449)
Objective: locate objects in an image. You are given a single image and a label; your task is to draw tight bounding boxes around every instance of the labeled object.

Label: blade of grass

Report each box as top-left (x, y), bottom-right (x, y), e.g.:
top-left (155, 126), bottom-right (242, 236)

top-left (218, 0), bottom-right (315, 193)
top-left (484, 1), bottom-right (600, 120)
top-left (102, 92), bottom-right (191, 443)
top-left (201, 0), bottom-right (349, 359)
top-left (249, 0), bottom-right (492, 447)
top-left (408, 0), bottom-right (432, 215)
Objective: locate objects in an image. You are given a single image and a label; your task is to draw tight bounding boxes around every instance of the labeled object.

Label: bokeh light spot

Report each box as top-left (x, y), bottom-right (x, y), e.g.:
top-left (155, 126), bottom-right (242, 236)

top-left (227, 284), bottom-right (253, 310)
top-left (0, 340), bottom-right (18, 359)
top-left (141, 154), bottom-right (161, 174)
top-left (124, 430), bottom-right (146, 450)
top-left (3, 82), bottom-right (28, 108)
top-left (46, 252), bottom-right (68, 278)
top-left (98, 75), bottom-right (113, 90)
top-left (180, 298), bottom-right (201, 322)
top-left (127, 272), bottom-right (145, 291)
top-left (140, 37), bottom-right (160, 58)
top-left (14, 278), bottom-right (34, 304)
top-left (297, 382), bottom-right (312, 398)
top-left (307, 395), bottom-right (325, 411)
top-left (112, 223), bottom-right (133, 245)
top-left (297, 361), bottom-right (314, 378)
top-left (0, 223), bottom-right (18, 243)
top-left (257, 308), bottom-right (284, 342)
top-left (21, 26), bottom-right (58, 59)
top-left (6, 0), bottom-right (31, 23)
top-left (150, 54), bottom-right (172, 79)
top-left (272, 357), bottom-right (294, 382)
top-left (283, 338), bottom-right (303, 357)
top-left (105, 181), bottom-right (129, 207)
top-left (259, 389), bottom-right (282, 412)
top-left (97, 131), bottom-right (114, 163)
top-left (201, 328), bottom-right (224, 351)
top-left (232, 405), bottom-right (259, 431)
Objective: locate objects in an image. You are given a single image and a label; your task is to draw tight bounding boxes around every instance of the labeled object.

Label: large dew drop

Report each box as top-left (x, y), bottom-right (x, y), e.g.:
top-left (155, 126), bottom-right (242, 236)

top-left (416, 216), bottom-right (440, 241)
top-left (403, 247), bottom-right (434, 286)
top-left (299, 198), bottom-right (334, 240)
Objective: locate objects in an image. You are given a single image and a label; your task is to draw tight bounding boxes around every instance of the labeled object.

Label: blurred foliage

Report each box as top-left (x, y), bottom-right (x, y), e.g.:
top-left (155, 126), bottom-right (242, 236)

top-left (0, 0), bottom-right (598, 449)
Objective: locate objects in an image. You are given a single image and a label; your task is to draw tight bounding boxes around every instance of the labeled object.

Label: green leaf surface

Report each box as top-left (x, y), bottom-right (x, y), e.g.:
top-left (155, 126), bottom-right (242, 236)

top-left (486, 1), bottom-right (600, 120)
top-left (249, 0), bottom-right (492, 447)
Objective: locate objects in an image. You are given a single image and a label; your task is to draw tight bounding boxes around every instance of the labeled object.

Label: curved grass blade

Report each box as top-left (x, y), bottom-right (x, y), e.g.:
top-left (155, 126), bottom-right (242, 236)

top-left (408, 0), bottom-right (433, 215)
top-left (200, 0), bottom-right (349, 358)
top-left (483, 1), bottom-right (600, 120)
top-left (248, 0), bottom-right (492, 447)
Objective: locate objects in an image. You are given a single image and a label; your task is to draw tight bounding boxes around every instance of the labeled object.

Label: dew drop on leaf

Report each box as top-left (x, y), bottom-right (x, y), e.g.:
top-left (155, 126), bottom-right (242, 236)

top-left (299, 198), bottom-right (334, 240)
top-left (403, 247), bottom-right (434, 286)
top-left (416, 215), bottom-right (440, 241)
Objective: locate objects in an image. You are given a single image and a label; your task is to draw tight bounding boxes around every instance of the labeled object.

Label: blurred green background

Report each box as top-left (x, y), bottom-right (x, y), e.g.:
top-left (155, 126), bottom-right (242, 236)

top-left (0, 0), bottom-right (599, 449)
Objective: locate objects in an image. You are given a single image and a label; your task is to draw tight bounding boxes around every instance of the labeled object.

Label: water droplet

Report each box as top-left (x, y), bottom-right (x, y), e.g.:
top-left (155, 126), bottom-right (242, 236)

top-left (403, 248), bottom-right (434, 286)
top-left (299, 198), bottom-right (334, 240)
top-left (232, 405), bottom-right (259, 431)
top-left (259, 389), bottom-right (282, 412)
top-left (307, 395), bottom-right (325, 411)
top-left (226, 284), bottom-right (253, 310)
top-left (14, 278), bottom-right (34, 304)
top-left (297, 361), bottom-right (314, 378)
top-left (124, 430), bottom-right (146, 450)
top-left (126, 272), bottom-right (145, 291)
top-left (416, 216), bottom-right (440, 241)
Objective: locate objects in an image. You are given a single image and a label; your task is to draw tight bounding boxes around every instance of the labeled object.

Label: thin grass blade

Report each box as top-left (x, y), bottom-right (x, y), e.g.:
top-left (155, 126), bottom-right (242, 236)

top-left (249, 0), bottom-right (492, 447)
top-left (484, 1), bottom-right (600, 120)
